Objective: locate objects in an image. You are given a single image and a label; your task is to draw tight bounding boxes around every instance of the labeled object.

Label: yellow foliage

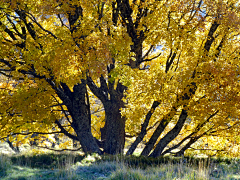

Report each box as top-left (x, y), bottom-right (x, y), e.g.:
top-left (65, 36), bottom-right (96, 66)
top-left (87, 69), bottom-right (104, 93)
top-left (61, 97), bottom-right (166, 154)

top-left (0, 0), bottom-right (239, 157)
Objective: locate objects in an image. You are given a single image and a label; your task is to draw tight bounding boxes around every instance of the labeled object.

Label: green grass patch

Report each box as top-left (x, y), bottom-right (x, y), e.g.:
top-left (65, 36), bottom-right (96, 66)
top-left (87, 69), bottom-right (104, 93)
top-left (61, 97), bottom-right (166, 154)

top-left (10, 152), bottom-right (85, 169)
top-left (0, 152), bottom-right (239, 180)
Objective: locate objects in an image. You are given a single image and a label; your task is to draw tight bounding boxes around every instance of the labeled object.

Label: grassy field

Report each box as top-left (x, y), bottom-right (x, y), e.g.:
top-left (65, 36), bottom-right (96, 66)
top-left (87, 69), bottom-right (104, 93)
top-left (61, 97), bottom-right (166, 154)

top-left (0, 143), bottom-right (239, 180)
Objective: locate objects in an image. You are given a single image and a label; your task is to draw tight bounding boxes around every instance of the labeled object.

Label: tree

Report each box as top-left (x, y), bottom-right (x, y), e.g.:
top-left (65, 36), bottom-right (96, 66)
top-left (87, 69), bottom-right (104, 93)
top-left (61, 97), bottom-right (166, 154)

top-left (0, 0), bottom-right (239, 157)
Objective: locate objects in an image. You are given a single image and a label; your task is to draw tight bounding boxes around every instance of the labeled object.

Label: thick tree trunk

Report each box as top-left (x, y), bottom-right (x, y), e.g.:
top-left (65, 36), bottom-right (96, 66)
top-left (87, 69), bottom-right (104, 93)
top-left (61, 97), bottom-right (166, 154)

top-left (103, 100), bottom-right (125, 154)
top-left (53, 80), bottom-right (102, 155)
top-left (70, 82), bottom-right (102, 154)
top-left (72, 113), bottom-right (101, 154)
top-left (102, 78), bottom-right (126, 154)
top-left (87, 74), bottom-right (126, 154)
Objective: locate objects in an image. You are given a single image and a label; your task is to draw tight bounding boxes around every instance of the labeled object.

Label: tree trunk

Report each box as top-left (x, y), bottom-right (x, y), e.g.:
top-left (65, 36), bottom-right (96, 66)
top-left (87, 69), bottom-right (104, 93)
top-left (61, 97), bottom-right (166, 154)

top-left (103, 100), bottom-right (125, 154)
top-left (54, 80), bottom-right (102, 154)
top-left (70, 82), bottom-right (102, 154)
top-left (126, 101), bottom-right (160, 155)
top-left (87, 74), bottom-right (126, 155)
top-left (140, 107), bottom-right (177, 156)
top-left (149, 109), bottom-right (188, 157)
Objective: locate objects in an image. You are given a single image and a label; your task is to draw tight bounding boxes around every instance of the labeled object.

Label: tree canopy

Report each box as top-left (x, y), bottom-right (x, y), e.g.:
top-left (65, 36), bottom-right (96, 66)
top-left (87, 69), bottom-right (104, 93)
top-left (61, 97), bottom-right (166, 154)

top-left (0, 0), bottom-right (239, 157)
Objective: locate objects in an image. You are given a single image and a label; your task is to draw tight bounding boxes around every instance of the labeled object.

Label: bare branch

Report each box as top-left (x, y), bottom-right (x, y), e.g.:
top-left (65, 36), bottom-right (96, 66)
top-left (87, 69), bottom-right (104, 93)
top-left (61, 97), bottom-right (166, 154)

top-left (55, 119), bottom-right (78, 141)
top-left (52, 95), bottom-right (72, 124)
top-left (0, 131), bottom-right (62, 141)
top-left (57, 14), bottom-right (69, 29)
top-left (143, 45), bottom-right (154, 59)
top-left (35, 145), bottom-right (82, 152)
top-left (142, 52), bottom-right (162, 63)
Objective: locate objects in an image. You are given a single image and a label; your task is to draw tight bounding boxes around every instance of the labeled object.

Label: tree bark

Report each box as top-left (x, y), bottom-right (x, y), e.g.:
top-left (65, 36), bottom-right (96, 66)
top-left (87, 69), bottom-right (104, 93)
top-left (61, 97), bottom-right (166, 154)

top-left (103, 99), bottom-right (125, 154)
top-left (149, 109), bottom-right (188, 157)
top-left (54, 80), bottom-right (102, 154)
top-left (140, 107), bottom-right (177, 156)
top-left (126, 101), bottom-right (160, 155)
top-left (87, 75), bottom-right (126, 154)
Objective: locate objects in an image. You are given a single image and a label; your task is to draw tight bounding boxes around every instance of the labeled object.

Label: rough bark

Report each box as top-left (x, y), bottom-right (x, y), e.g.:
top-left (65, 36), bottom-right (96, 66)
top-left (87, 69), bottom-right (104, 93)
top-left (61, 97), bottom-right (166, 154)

top-left (126, 101), bottom-right (160, 155)
top-left (149, 109), bottom-right (188, 157)
top-left (54, 80), bottom-right (102, 154)
top-left (87, 74), bottom-right (126, 154)
top-left (161, 110), bottom-right (219, 156)
top-left (103, 99), bottom-right (125, 154)
top-left (140, 109), bottom-right (175, 156)
top-left (71, 81), bottom-right (102, 154)
top-left (102, 78), bottom-right (126, 154)
top-left (174, 137), bottom-right (200, 157)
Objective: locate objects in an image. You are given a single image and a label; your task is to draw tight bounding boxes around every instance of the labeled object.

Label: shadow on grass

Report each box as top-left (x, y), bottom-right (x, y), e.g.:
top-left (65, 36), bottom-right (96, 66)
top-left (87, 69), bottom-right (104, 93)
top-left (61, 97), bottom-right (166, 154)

top-left (1, 152), bottom-right (239, 180)
top-left (10, 153), bottom-right (85, 169)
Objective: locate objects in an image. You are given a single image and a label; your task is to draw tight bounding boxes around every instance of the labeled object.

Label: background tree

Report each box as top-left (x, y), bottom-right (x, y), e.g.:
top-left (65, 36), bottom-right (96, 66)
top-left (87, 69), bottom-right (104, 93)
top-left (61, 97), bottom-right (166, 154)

top-left (0, 0), bottom-right (239, 157)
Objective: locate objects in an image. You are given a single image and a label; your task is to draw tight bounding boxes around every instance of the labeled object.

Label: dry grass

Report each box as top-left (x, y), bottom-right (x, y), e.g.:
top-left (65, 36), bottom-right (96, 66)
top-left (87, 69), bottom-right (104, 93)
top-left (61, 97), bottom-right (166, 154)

top-left (0, 142), bottom-right (239, 180)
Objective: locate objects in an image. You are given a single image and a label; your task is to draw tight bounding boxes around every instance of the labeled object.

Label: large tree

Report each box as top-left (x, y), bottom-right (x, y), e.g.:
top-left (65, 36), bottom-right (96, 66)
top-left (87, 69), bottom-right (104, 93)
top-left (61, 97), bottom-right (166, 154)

top-left (0, 0), bottom-right (239, 157)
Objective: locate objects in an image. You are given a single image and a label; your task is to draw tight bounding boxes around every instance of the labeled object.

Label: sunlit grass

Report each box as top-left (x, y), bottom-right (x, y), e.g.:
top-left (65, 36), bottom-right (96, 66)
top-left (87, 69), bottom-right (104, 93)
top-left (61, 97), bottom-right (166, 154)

top-left (0, 149), bottom-right (239, 180)
top-left (106, 158), bottom-right (240, 180)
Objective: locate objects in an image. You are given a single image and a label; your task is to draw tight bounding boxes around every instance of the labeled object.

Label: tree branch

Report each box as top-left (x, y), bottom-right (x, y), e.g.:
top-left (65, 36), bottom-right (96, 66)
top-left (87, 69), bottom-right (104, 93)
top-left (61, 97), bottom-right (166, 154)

top-left (204, 21), bottom-right (220, 52)
top-left (87, 76), bottom-right (108, 103)
top-left (126, 101), bottom-right (160, 155)
top-left (55, 120), bottom-right (78, 141)
top-left (26, 11), bottom-right (62, 41)
top-left (35, 145), bottom-right (82, 152)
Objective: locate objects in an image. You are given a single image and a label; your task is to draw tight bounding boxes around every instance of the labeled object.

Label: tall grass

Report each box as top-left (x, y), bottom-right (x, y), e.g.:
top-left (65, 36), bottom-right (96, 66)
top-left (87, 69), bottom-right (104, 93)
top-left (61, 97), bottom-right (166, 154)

top-left (0, 151), bottom-right (239, 180)
top-left (0, 154), bottom-right (11, 178)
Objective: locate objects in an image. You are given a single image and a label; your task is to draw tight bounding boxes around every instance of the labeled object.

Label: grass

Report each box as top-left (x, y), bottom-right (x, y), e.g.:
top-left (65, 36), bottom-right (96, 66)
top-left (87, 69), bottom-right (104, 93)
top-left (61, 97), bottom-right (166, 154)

top-left (0, 143), bottom-right (239, 180)
top-left (0, 153), bottom-right (239, 180)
